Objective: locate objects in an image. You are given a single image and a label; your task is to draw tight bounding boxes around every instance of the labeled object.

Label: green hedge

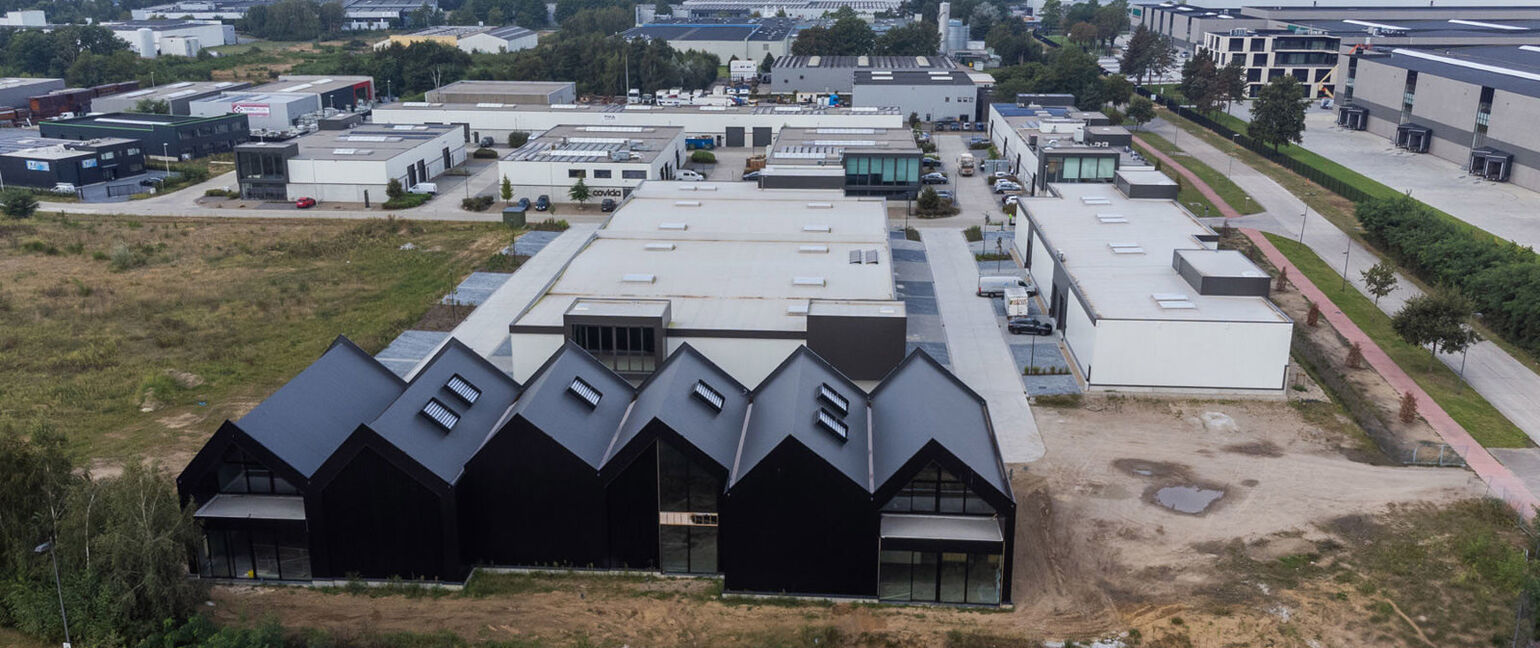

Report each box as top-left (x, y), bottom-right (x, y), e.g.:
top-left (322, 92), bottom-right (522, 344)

top-left (1357, 195), bottom-right (1540, 355)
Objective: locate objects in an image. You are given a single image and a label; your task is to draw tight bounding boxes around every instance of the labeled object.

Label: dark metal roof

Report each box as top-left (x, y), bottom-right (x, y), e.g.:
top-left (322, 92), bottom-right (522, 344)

top-left (365, 338), bottom-right (523, 485)
top-left (1369, 46), bottom-right (1540, 100)
top-left (505, 342), bottom-right (635, 470)
top-left (235, 337), bottom-right (405, 478)
top-left (1397, 121), bottom-right (1433, 133)
top-left (774, 55), bottom-right (957, 70)
top-left (606, 343), bottom-right (749, 472)
top-left (733, 346), bottom-right (872, 491)
top-left (623, 18), bottom-right (795, 42)
top-left (869, 349), bottom-right (1010, 499)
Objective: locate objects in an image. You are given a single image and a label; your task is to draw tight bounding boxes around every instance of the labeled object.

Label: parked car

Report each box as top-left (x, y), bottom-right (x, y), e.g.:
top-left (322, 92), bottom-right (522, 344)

top-left (921, 157), bottom-right (942, 169)
top-left (993, 181), bottom-right (1023, 193)
top-left (535, 194), bottom-right (550, 211)
top-left (742, 170), bottom-right (764, 181)
top-left (935, 189), bottom-right (956, 205)
top-left (968, 136), bottom-right (989, 146)
top-left (138, 177), bottom-right (163, 188)
top-left (52, 182), bottom-right (76, 193)
top-left (676, 169), bottom-right (705, 181)
top-left (600, 198), bottom-right (617, 212)
top-left (978, 275), bottom-right (1030, 297)
top-left (974, 121), bottom-right (987, 131)
top-left (479, 136), bottom-right (495, 148)
top-left (1002, 194), bottom-right (1020, 206)
top-left (921, 172), bottom-right (949, 185)
top-left (989, 171), bottom-right (1014, 181)
top-left (1007, 317), bottom-right (1054, 336)
top-left (409, 182), bottom-right (438, 195)
top-left (295, 197), bottom-right (317, 209)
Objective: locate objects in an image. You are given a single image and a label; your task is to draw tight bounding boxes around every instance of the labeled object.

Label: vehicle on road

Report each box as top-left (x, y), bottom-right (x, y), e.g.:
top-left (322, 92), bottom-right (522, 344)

top-left (295, 197), bottom-right (316, 209)
top-left (1007, 317), bottom-right (1054, 336)
top-left (600, 198), bottom-right (617, 212)
top-left (957, 152), bottom-right (976, 176)
top-left (1002, 194), bottom-right (1020, 206)
top-left (935, 189), bottom-right (955, 204)
top-left (741, 170), bottom-right (764, 181)
top-left (993, 181), bottom-right (1023, 193)
top-left (1003, 284), bottom-right (1037, 317)
top-left (138, 177), bottom-right (163, 188)
top-left (978, 275), bottom-right (1030, 297)
top-left (535, 195), bottom-right (550, 211)
top-left (921, 172), bottom-right (949, 185)
top-left (409, 182), bottom-right (438, 195)
top-left (922, 156), bottom-right (942, 169)
top-left (676, 169), bottom-right (705, 181)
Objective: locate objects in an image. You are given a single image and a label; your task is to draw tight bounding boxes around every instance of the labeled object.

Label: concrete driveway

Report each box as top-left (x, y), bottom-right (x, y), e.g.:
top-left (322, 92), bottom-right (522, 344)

top-left (932, 133), bottom-right (1014, 226)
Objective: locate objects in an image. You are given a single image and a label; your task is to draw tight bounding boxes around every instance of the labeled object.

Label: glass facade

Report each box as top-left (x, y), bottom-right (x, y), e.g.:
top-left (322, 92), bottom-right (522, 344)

top-left (882, 463), bottom-right (995, 515)
top-left (878, 550), bottom-right (1001, 604)
top-left (202, 525), bottom-right (310, 580)
top-left (571, 324), bottom-right (658, 374)
top-left (658, 443), bottom-right (719, 574)
top-left (217, 446), bottom-right (298, 495)
top-left (844, 154), bottom-right (920, 193)
top-left (1041, 154), bottom-right (1116, 184)
top-left (236, 151), bottom-right (288, 181)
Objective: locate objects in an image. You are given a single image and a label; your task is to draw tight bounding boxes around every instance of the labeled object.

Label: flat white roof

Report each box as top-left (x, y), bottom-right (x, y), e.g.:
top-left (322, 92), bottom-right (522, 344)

top-left (1023, 183), bottom-right (1287, 323)
top-left (511, 182), bottom-right (897, 333)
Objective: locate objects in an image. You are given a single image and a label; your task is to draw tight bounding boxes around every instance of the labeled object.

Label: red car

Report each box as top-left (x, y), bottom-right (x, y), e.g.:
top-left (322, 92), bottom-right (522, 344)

top-left (295, 197), bottom-right (317, 209)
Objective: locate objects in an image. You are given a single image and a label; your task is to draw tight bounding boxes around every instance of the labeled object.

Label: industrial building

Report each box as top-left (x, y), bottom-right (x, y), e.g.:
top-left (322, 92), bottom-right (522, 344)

top-left (189, 92), bottom-right (322, 133)
top-left (177, 333), bottom-right (1013, 602)
top-left (0, 137), bottom-right (145, 188)
top-left (103, 19), bottom-right (237, 58)
top-left (380, 24), bottom-right (538, 54)
top-left (0, 10), bottom-right (46, 26)
top-left (1012, 176), bottom-right (1292, 393)
top-left (1336, 45), bottom-right (1540, 190)
top-left (507, 181), bottom-right (903, 385)
top-left (26, 82), bottom-right (140, 120)
top-left (987, 102), bottom-right (1139, 193)
top-left (371, 100), bottom-right (903, 146)
top-left (497, 125), bottom-right (686, 202)
top-left (343, 0), bottom-right (440, 30)
top-left (678, 0), bottom-right (901, 20)
top-left (0, 78), bottom-right (64, 110)
top-left (424, 80), bottom-right (576, 105)
top-left (232, 123), bottom-right (465, 202)
top-left (133, 0), bottom-right (267, 20)
top-left (771, 55), bottom-right (958, 95)
top-left (92, 81), bottom-right (252, 115)
top-left (850, 69), bottom-right (979, 122)
top-left (246, 75), bottom-right (375, 111)
top-left (41, 112), bottom-right (249, 159)
top-left (763, 126), bottom-right (922, 197)
top-left (622, 18), bottom-right (796, 63)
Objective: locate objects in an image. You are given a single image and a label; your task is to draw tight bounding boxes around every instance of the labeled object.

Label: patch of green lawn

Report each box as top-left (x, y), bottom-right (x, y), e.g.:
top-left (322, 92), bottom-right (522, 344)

top-left (1132, 131), bottom-right (1263, 215)
top-left (1264, 233), bottom-right (1530, 448)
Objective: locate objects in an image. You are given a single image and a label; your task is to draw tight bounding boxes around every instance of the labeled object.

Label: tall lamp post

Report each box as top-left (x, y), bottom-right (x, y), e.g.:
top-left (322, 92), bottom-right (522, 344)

top-left (1340, 237), bottom-right (1353, 291)
top-left (161, 142), bottom-right (170, 176)
top-left (33, 541), bottom-right (69, 648)
top-left (1459, 313), bottom-right (1483, 393)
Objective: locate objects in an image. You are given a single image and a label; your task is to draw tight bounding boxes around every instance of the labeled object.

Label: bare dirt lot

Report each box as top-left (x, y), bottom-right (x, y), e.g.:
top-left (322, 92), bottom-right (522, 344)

top-left (212, 397), bottom-right (1517, 648)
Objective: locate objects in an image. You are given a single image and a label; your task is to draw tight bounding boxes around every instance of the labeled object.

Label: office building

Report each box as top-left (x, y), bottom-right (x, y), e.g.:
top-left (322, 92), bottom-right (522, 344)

top-left (92, 81), bottom-right (252, 115)
top-left (0, 137), bottom-right (145, 188)
top-left (851, 69), bottom-right (980, 122)
top-left (763, 125), bottom-right (922, 197)
top-left (622, 18), bottom-right (796, 63)
top-left (189, 92), bottom-right (322, 133)
top-left (381, 24), bottom-right (538, 54)
top-left (987, 101), bottom-right (1140, 193)
top-left (246, 75), bottom-right (376, 111)
top-left (1199, 28), bottom-right (1339, 98)
top-left (424, 80), bottom-right (576, 105)
top-left (497, 124), bottom-right (686, 202)
top-left (771, 55), bottom-right (957, 95)
top-left (41, 112), bottom-right (249, 159)
top-left (1012, 175), bottom-right (1292, 393)
top-left (233, 123), bottom-right (463, 202)
top-left (0, 10), bottom-right (46, 26)
top-left (344, 0), bottom-right (439, 30)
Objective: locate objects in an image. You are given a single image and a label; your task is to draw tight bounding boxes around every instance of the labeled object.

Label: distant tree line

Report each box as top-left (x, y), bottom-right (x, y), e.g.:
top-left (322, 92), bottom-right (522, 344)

top-left (1040, 0), bottom-right (1128, 49)
top-left (989, 44), bottom-right (1123, 111)
top-left (791, 7), bottom-right (939, 56)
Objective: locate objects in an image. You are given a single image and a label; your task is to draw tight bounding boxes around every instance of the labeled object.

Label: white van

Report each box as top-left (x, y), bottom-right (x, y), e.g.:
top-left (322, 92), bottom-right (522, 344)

top-left (1003, 285), bottom-right (1034, 317)
top-left (675, 169), bottom-right (705, 181)
top-left (408, 182), bottom-right (438, 195)
top-left (977, 275), bottom-right (1032, 297)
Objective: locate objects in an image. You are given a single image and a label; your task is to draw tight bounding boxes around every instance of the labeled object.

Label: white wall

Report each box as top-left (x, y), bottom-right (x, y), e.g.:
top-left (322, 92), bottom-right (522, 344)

top-left (285, 128), bottom-right (466, 203)
top-left (1060, 290), bottom-right (1097, 378)
top-left (1087, 319), bottom-right (1292, 391)
top-left (668, 337), bottom-right (805, 388)
top-left (510, 333), bottom-right (566, 383)
top-left (497, 131), bottom-right (686, 203)
top-left (374, 106), bottom-right (903, 141)
top-left (988, 103), bottom-right (1039, 184)
top-left (459, 31), bottom-right (539, 54)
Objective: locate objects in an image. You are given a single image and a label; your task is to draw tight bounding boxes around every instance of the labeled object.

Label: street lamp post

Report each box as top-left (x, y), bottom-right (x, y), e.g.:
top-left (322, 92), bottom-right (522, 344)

top-left (1228, 133), bottom-right (1239, 177)
top-left (1340, 238), bottom-right (1352, 291)
top-left (161, 142), bottom-right (170, 176)
top-left (33, 541), bottom-right (69, 648)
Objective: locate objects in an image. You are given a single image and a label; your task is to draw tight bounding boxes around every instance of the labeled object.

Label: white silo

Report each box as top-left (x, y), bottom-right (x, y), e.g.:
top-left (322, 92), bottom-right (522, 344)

top-left (136, 27), bottom-right (158, 58)
top-left (937, 2), bottom-right (950, 53)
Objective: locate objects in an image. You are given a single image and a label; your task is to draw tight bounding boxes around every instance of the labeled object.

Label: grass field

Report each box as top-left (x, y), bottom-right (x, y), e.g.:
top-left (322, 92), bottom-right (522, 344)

top-left (1131, 130), bottom-right (1263, 216)
top-left (1264, 233), bottom-right (1530, 448)
top-left (0, 214), bottom-right (511, 465)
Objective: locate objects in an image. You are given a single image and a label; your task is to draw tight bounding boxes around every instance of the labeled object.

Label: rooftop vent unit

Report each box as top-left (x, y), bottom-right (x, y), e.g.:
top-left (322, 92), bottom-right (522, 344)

top-left (568, 376), bottom-right (602, 408)
top-left (692, 379), bottom-right (725, 412)
top-left (644, 242), bottom-right (676, 251)
top-left (1109, 243), bottom-right (1145, 254)
top-left (445, 374), bottom-right (481, 405)
top-left (1096, 214), bottom-right (1128, 223)
top-left (799, 245), bottom-right (829, 253)
top-left (622, 273), bottom-right (656, 283)
top-left (787, 302), bottom-right (810, 315)
top-left (674, 200), bottom-right (701, 206)
top-left (421, 398), bottom-right (460, 431)
top-left (806, 202), bottom-right (834, 208)
top-left (658, 222), bottom-right (687, 230)
top-left (1081, 196), bottom-right (1112, 205)
top-left (803, 224), bottom-right (831, 232)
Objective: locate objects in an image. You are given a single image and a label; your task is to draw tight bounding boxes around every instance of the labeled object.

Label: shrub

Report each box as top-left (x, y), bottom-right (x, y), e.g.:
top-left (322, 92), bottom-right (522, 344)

top-left (508, 131), bottom-right (530, 148)
top-left (963, 225), bottom-right (983, 242)
top-left (529, 218), bottom-right (570, 232)
top-left (2, 187), bottom-right (39, 218)
top-left (203, 188), bottom-right (235, 198)
top-left (460, 195), bottom-right (496, 211)
top-left (386, 178), bottom-right (405, 200)
top-left (690, 150), bottom-right (717, 163)
top-left (472, 147), bottom-right (499, 159)
top-left (109, 241), bottom-right (151, 271)
top-left (382, 192), bottom-right (430, 210)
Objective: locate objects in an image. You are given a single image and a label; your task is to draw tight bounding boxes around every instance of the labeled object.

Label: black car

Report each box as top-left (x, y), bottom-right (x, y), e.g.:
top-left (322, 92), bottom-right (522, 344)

top-left (139, 177), bottom-right (164, 187)
top-left (921, 172), bottom-right (948, 185)
top-left (517, 197), bottom-right (531, 209)
top-left (600, 198), bottom-right (617, 212)
top-left (921, 157), bottom-right (942, 169)
top-left (1007, 317), bottom-right (1054, 336)
top-left (535, 195), bottom-right (550, 211)
top-left (742, 170), bottom-right (764, 181)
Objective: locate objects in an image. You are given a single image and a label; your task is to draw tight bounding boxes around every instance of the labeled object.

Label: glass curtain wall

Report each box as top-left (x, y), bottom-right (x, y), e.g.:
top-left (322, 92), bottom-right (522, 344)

top-left (217, 446), bottom-right (299, 495)
top-left (571, 325), bottom-right (658, 374)
top-left (881, 463), bottom-right (996, 515)
top-left (657, 443), bottom-right (719, 574)
top-left (201, 525), bottom-right (310, 580)
top-left (844, 155), bottom-right (921, 191)
top-left (878, 550), bottom-right (1001, 604)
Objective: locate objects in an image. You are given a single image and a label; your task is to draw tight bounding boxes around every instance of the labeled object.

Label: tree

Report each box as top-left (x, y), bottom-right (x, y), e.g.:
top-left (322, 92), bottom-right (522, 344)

top-left (2, 188), bottom-right (38, 218)
top-left (486, 6), bottom-right (505, 24)
top-left (132, 98), bottom-right (170, 114)
top-left (1361, 261), bottom-right (1398, 305)
top-left (875, 21), bottom-right (938, 56)
top-left (968, 3), bottom-right (1000, 40)
top-left (1039, 0), bottom-right (1063, 32)
top-left (1120, 24), bottom-right (1159, 85)
top-left (1217, 57), bottom-right (1247, 112)
top-left (1126, 96), bottom-right (1155, 130)
top-left (1248, 74), bottom-right (1309, 150)
top-left (1067, 21), bottom-right (1098, 49)
top-left (508, 131), bottom-right (530, 148)
top-left (1392, 290), bottom-right (1480, 359)
top-left (500, 175), bottom-right (514, 202)
top-left (1092, 0), bottom-right (1129, 49)
top-left (386, 178), bottom-right (405, 199)
top-left (986, 22), bottom-right (1041, 66)
top-left (1101, 74), bottom-right (1133, 107)
top-left (653, 0), bottom-right (670, 17)
top-left (1177, 51), bottom-right (1221, 114)
top-left (759, 52), bottom-right (775, 73)
top-left (917, 185), bottom-right (940, 211)
top-left (319, 0), bottom-right (347, 34)
top-left (569, 177), bottom-right (590, 206)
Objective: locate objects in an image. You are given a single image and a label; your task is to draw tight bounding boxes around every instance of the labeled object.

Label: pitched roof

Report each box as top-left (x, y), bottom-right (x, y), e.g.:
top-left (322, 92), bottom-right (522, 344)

top-left (365, 338), bottom-right (523, 484)
top-left (732, 346), bottom-right (872, 491)
top-left (606, 343), bottom-right (749, 472)
top-left (505, 342), bottom-right (635, 470)
top-left (235, 337), bottom-right (405, 478)
top-left (869, 349), bottom-right (1010, 499)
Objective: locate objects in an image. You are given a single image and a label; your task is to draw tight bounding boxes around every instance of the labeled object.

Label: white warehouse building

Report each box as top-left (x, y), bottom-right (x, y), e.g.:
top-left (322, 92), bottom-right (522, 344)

top-left (233, 124), bottom-right (466, 203)
top-left (498, 125), bottom-right (686, 203)
top-left (103, 19), bottom-right (236, 58)
top-left (188, 92), bottom-right (320, 133)
top-left (1013, 174), bottom-right (1293, 394)
top-left (371, 101), bottom-right (903, 147)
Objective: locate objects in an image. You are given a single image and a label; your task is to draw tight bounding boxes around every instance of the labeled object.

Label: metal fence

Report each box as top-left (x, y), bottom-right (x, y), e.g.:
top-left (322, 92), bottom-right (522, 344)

top-left (1404, 443), bottom-right (1468, 468)
top-left (1134, 86), bottom-right (1376, 204)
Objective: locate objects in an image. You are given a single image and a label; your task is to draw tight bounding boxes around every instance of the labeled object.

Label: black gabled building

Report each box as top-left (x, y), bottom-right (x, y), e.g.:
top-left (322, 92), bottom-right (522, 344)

top-left (178, 340), bottom-right (1016, 604)
top-left (456, 342), bottom-right (634, 569)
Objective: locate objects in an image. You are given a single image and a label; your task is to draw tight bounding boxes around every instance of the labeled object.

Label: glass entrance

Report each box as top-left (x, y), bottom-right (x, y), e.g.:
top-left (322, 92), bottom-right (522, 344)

top-left (657, 443), bottom-right (718, 573)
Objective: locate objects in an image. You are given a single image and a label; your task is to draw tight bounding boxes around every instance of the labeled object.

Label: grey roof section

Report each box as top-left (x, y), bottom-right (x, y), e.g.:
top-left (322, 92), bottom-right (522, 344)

top-left (774, 55), bottom-right (957, 70)
top-left (235, 337), bottom-right (406, 478)
top-left (733, 346), bottom-right (872, 491)
top-left (869, 349), bottom-right (1010, 499)
top-left (506, 342), bottom-right (636, 470)
top-left (1369, 46), bottom-right (1540, 99)
top-left (365, 338), bottom-right (523, 485)
top-left (852, 70), bottom-right (974, 86)
top-left (607, 343), bottom-right (750, 472)
top-left (194, 494), bottom-right (307, 521)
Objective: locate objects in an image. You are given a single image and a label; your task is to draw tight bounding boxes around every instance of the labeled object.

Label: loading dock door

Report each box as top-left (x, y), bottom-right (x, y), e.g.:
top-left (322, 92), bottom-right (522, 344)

top-left (752, 127), bottom-right (772, 146)
top-left (725, 126), bottom-right (744, 147)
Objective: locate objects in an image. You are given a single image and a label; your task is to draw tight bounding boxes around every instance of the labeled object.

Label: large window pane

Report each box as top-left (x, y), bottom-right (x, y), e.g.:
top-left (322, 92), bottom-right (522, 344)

top-left (205, 531), bottom-right (231, 578)
top-left (1062, 157), bottom-right (1081, 181)
top-left (277, 543), bottom-right (310, 580)
top-left (966, 553), bottom-right (1002, 604)
top-left (878, 550), bottom-right (913, 601)
top-left (911, 552), bottom-right (938, 602)
top-left (252, 531), bottom-right (280, 579)
top-left (688, 527), bottom-right (717, 573)
top-left (940, 553), bottom-right (968, 603)
top-left (688, 464), bottom-right (718, 513)
top-left (217, 464), bottom-right (247, 493)
top-left (229, 529), bottom-right (253, 579)
top-left (659, 526), bottom-right (689, 572)
top-left (963, 493), bottom-right (995, 515)
top-left (1098, 157), bottom-right (1116, 180)
top-left (658, 443), bottom-right (689, 512)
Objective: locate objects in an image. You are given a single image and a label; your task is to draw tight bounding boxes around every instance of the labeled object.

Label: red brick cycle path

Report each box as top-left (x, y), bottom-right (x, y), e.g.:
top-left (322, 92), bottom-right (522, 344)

top-left (1140, 133), bottom-right (1539, 519)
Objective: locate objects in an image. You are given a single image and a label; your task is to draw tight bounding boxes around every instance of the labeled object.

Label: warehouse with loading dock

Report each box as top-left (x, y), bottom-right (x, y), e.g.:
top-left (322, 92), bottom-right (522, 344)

top-left (233, 123), bottom-right (465, 202)
top-left (245, 75), bottom-right (375, 111)
top-left (497, 124), bottom-right (686, 201)
top-left (0, 137), bottom-right (145, 188)
top-left (92, 81), bottom-right (252, 115)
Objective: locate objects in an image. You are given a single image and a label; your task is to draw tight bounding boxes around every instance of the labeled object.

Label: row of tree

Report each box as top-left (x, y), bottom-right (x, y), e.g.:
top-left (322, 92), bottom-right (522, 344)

top-left (790, 7), bottom-right (940, 56)
top-left (1040, 0), bottom-right (1128, 49)
top-left (989, 44), bottom-right (1115, 111)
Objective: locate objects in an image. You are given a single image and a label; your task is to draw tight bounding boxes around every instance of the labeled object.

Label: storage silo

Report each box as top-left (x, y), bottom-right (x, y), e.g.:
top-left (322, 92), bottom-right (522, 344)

top-left (946, 20), bottom-right (966, 52)
top-left (136, 27), bottom-right (158, 58)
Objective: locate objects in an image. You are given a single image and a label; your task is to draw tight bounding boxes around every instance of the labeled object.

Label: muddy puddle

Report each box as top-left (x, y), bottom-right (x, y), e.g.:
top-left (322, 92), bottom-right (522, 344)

top-left (1152, 485), bottom-right (1226, 514)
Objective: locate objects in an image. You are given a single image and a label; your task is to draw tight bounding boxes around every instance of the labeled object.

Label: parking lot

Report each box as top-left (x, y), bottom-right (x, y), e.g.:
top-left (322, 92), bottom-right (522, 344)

top-left (930, 133), bottom-right (1019, 226)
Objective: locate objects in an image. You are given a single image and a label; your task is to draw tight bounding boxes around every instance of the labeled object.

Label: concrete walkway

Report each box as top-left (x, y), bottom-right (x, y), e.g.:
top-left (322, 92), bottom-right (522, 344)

top-left (406, 224), bottom-right (599, 379)
top-left (920, 228), bottom-right (1046, 463)
top-left (1247, 230), bottom-right (1539, 519)
top-left (1146, 117), bottom-right (1540, 448)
